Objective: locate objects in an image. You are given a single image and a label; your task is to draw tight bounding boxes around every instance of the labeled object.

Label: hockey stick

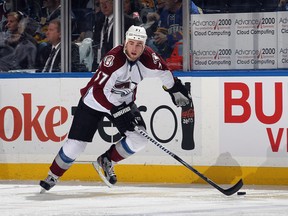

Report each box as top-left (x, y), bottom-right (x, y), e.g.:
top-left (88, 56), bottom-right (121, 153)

top-left (134, 126), bottom-right (243, 196)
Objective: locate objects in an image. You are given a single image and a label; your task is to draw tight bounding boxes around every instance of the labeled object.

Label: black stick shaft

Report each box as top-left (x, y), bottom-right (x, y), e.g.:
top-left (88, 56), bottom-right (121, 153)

top-left (134, 126), bottom-right (243, 196)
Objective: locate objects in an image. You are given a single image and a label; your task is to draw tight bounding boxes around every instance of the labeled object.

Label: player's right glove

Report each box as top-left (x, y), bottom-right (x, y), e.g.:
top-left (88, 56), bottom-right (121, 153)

top-left (110, 102), bottom-right (135, 135)
top-left (163, 78), bottom-right (191, 107)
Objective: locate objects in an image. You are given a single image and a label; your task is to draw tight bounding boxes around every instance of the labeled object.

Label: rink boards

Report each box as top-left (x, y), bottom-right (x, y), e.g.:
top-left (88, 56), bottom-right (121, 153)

top-left (0, 71), bottom-right (288, 185)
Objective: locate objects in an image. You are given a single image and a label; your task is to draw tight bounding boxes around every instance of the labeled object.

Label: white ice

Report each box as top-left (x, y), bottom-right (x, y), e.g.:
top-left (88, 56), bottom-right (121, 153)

top-left (1, 180), bottom-right (288, 216)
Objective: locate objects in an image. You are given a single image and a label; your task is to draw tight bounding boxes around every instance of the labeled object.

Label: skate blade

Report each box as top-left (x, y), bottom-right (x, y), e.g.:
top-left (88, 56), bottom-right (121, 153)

top-left (40, 187), bottom-right (47, 194)
top-left (92, 161), bottom-right (113, 188)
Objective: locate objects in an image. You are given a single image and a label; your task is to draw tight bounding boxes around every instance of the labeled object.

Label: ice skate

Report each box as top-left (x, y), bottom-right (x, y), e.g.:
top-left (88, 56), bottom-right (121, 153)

top-left (92, 153), bottom-right (117, 187)
top-left (39, 174), bottom-right (58, 193)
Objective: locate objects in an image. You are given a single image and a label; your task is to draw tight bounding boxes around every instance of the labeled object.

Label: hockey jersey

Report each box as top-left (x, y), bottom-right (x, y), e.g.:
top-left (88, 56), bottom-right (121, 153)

top-left (80, 44), bottom-right (175, 112)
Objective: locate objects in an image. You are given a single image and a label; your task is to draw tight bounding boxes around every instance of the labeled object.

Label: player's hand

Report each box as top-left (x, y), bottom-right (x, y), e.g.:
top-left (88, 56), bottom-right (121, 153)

top-left (171, 92), bottom-right (190, 107)
top-left (154, 31), bottom-right (167, 44)
top-left (163, 78), bottom-right (191, 107)
top-left (110, 102), bottom-right (135, 134)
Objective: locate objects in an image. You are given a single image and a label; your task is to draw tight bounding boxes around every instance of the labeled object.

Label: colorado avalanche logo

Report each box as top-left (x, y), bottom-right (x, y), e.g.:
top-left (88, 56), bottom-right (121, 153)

top-left (152, 53), bottom-right (160, 64)
top-left (152, 53), bottom-right (162, 69)
top-left (112, 81), bottom-right (137, 97)
top-left (104, 55), bottom-right (115, 67)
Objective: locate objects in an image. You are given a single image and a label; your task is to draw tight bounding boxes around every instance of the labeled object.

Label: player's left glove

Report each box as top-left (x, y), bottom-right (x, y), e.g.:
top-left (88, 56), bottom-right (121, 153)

top-left (163, 78), bottom-right (191, 107)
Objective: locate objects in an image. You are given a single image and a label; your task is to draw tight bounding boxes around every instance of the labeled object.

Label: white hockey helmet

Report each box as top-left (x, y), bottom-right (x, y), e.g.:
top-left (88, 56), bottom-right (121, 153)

top-left (125, 25), bottom-right (147, 44)
top-left (124, 25), bottom-right (147, 60)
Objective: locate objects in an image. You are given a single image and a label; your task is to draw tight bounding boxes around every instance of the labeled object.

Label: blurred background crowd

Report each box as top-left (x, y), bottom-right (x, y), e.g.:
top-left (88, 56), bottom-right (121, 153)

top-left (0, 0), bottom-right (286, 73)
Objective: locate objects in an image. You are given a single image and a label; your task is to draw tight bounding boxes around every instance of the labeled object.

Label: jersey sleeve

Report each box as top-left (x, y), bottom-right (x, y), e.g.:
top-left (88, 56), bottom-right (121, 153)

top-left (139, 46), bottom-right (175, 89)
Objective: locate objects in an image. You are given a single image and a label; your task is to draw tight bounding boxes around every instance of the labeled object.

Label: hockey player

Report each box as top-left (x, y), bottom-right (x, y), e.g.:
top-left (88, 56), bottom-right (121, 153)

top-left (40, 25), bottom-right (191, 192)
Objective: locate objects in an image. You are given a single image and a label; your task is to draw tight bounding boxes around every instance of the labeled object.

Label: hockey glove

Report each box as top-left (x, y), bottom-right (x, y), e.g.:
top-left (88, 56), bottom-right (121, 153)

top-left (163, 78), bottom-right (191, 107)
top-left (110, 102), bottom-right (135, 135)
top-left (130, 103), bottom-right (146, 130)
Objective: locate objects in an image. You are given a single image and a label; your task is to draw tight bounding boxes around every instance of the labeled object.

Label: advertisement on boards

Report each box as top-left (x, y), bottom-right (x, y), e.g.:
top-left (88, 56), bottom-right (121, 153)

top-left (2, 76), bottom-right (288, 168)
top-left (219, 77), bottom-right (288, 166)
top-left (0, 77), bottom-right (199, 164)
top-left (233, 12), bottom-right (277, 69)
top-left (278, 11), bottom-right (288, 68)
top-left (191, 13), bottom-right (234, 70)
top-left (191, 12), bottom-right (278, 70)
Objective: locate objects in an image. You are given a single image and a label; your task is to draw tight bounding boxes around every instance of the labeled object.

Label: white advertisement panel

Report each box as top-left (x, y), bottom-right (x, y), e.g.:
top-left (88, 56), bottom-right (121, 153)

top-left (278, 11), bottom-right (288, 68)
top-left (1, 76), bottom-right (288, 168)
top-left (0, 77), bottom-right (201, 165)
top-left (191, 12), bottom-right (278, 70)
top-left (233, 13), bottom-right (277, 69)
top-left (219, 77), bottom-right (288, 167)
top-left (191, 13), bottom-right (234, 70)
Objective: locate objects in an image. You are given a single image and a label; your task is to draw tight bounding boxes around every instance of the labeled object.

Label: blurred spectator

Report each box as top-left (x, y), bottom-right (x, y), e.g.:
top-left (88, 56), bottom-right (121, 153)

top-left (75, 0), bottom-right (104, 42)
top-left (35, 0), bottom-right (76, 43)
top-left (140, 0), bottom-right (155, 8)
top-left (278, 0), bottom-right (288, 10)
top-left (148, 0), bottom-right (202, 60)
top-left (40, 19), bottom-right (87, 72)
top-left (124, 0), bottom-right (142, 25)
top-left (75, 0), bottom-right (144, 44)
top-left (0, 0), bottom-right (12, 31)
top-left (91, 0), bottom-right (140, 71)
top-left (0, 13), bottom-right (38, 72)
top-left (141, 0), bottom-right (165, 38)
top-left (71, 0), bottom-right (94, 41)
top-left (141, 11), bottom-right (159, 38)
top-left (155, 0), bottom-right (165, 14)
top-left (138, 0), bottom-right (155, 23)
top-left (0, 11), bottom-right (20, 59)
top-left (10, 0), bottom-right (42, 20)
top-left (72, 0), bottom-right (103, 72)
top-left (3, 11), bottom-right (22, 47)
top-left (34, 0), bottom-right (61, 42)
top-left (42, 0), bottom-right (61, 24)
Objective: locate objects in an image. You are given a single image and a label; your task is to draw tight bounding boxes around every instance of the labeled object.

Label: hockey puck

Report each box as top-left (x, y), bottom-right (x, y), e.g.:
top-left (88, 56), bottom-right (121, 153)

top-left (237, 191), bottom-right (246, 195)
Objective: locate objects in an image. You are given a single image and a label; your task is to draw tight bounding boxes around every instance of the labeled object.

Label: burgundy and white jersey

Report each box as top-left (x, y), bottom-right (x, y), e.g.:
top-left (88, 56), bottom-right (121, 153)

top-left (81, 44), bottom-right (175, 113)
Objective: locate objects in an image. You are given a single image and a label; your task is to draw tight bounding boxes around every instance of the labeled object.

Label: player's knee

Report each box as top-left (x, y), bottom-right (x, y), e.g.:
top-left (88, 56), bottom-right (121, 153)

top-left (62, 139), bottom-right (87, 160)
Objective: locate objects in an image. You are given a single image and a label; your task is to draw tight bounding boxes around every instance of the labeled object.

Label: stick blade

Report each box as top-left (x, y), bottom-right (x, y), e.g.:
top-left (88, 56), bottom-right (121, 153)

top-left (221, 179), bottom-right (243, 196)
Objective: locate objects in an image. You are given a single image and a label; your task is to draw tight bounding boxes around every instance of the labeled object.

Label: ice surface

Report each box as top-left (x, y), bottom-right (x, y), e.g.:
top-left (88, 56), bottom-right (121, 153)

top-left (1, 180), bottom-right (288, 216)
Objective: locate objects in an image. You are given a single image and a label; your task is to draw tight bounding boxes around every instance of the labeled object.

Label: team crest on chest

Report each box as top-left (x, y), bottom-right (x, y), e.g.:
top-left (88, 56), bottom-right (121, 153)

top-left (112, 81), bottom-right (137, 97)
top-left (104, 55), bottom-right (115, 67)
